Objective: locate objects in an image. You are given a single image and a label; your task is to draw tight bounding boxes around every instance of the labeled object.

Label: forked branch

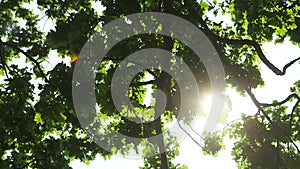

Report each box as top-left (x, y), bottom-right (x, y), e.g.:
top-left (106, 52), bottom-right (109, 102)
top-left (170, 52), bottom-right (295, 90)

top-left (261, 93), bottom-right (300, 107)
top-left (184, 0), bottom-right (300, 76)
top-left (245, 88), bottom-right (300, 153)
top-left (0, 40), bottom-right (48, 81)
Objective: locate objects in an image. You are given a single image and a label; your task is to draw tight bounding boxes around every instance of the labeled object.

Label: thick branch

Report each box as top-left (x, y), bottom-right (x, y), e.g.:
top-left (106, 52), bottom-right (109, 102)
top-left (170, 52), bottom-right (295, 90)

top-left (129, 60), bottom-right (159, 79)
top-left (215, 38), bottom-right (300, 75)
top-left (0, 45), bottom-right (10, 77)
top-left (185, 0), bottom-right (300, 76)
top-left (130, 79), bottom-right (156, 87)
top-left (288, 100), bottom-right (300, 151)
top-left (151, 10), bottom-right (175, 167)
top-left (0, 40), bottom-right (48, 81)
top-left (153, 72), bottom-right (169, 169)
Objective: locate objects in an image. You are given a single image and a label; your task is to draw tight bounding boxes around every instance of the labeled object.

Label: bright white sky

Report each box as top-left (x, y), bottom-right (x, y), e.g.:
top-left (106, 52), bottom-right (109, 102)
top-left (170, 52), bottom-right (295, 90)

top-left (5, 1), bottom-right (299, 169)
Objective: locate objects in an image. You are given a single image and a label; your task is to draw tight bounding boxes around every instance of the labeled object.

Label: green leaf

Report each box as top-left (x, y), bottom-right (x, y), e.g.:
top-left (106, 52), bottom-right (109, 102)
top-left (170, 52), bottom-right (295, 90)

top-left (277, 27), bottom-right (287, 37)
top-left (34, 113), bottom-right (44, 124)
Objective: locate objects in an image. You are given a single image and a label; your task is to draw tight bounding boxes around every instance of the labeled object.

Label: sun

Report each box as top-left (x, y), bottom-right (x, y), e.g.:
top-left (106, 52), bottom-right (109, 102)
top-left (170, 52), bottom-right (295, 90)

top-left (199, 93), bottom-right (212, 116)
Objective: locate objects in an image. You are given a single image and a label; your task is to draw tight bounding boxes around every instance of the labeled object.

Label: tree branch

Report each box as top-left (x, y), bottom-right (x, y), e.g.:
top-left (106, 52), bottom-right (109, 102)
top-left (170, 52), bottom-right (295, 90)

top-left (215, 38), bottom-right (300, 75)
top-left (245, 88), bottom-right (300, 153)
top-left (177, 121), bottom-right (204, 149)
top-left (0, 44), bottom-right (10, 77)
top-left (288, 100), bottom-right (300, 151)
top-left (130, 79), bottom-right (156, 87)
top-left (129, 60), bottom-right (159, 79)
top-left (185, 0), bottom-right (300, 76)
top-left (260, 93), bottom-right (300, 107)
top-left (188, 123), bottom-right (205, 140)
top-left (17, 159), bottom-right (36, 169)
top-left (0, 40), bottom-right (48, 81)
top-left (103, 57), bottom-right (159, 78)
top-left (185, 0), bottom-right (300, 156)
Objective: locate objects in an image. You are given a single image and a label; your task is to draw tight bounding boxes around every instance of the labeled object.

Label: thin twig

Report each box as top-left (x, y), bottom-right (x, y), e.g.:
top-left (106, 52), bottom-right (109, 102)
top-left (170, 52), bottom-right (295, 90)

top-left (188, 123), bottom-right (205, 140)
top-left (177, 121), bottom-right (204, 149)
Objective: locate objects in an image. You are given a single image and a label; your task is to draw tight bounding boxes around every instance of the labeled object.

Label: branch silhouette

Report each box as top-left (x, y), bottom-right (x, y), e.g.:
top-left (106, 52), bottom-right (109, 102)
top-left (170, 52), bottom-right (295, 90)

top-left (0, 40), bottom-right (48, 81)
top-left (185, 0), bottom-right (300, 76)
top-left (261, 93), bottom-right (300, 107)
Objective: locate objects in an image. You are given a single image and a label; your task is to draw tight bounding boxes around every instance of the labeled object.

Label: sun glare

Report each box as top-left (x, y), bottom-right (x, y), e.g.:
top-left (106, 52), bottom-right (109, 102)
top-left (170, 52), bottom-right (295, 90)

top-left (199, 93), bottom-right (212, 116)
